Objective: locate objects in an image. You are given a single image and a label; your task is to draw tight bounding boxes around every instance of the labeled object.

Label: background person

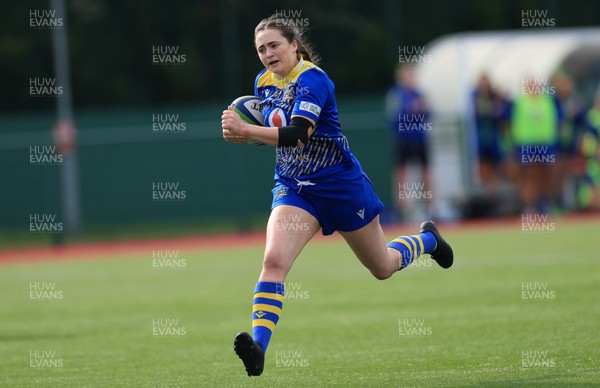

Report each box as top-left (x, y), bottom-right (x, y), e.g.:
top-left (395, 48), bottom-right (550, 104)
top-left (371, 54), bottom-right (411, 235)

top-left (552, 73), bottom-right (587, 210)
top-left (385, 64), bottom-right (432, 221)
top-left (576, 87), bottom-right (600, 210)
top-left (471, 73), bottom-right (507, 198)
top-left (510, 75), bottom-right (561, 213)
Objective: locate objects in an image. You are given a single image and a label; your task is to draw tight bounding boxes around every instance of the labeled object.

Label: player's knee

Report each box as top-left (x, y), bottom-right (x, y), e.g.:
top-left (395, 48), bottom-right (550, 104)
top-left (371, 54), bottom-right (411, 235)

top-left (262, 249), bottom-right (288, 276)
top-left (370, 268), bottom-right (393, 281)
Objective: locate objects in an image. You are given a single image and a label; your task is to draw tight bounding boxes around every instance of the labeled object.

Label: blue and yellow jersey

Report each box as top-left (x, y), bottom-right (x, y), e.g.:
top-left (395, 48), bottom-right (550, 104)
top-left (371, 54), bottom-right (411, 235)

top-left (254, 60), bottom-right (353, 180)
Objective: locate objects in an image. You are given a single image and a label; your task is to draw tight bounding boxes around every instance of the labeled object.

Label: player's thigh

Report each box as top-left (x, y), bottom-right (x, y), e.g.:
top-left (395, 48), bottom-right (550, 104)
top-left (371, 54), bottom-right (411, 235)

top-left (338, 215), bottom-right (396, 272)
top-left (264, 205), bottom-right (320, 269)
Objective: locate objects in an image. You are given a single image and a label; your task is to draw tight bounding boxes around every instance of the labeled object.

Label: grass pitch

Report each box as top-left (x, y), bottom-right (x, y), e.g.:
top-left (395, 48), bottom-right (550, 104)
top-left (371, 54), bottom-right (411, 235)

top-left (0, 219), bottom-right (599, 387)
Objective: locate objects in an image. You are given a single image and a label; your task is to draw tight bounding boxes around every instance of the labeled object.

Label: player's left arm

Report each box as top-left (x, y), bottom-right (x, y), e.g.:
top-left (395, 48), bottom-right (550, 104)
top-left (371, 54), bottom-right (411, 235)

top-left (281, 69), bottom-right (329, 146)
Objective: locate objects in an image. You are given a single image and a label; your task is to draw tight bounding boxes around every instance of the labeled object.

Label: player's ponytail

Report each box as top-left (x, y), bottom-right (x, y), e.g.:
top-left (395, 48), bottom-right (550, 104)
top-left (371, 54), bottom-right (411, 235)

top-left (254, 15), bottom-right (320, 66)
top-left (295, 35), bottom-right (318, 65)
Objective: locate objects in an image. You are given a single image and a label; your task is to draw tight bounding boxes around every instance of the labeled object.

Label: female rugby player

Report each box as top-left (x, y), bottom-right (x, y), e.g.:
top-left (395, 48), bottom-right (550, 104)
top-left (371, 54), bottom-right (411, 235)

top-left (221, 15), bottom-right (454, 377)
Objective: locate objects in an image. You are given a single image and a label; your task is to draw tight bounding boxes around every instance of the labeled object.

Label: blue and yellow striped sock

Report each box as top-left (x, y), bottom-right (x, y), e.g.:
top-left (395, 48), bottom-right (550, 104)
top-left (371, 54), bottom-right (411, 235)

top-left (252, 281), bottom-right (284, 354)
top-left (387, 231), bottom-right (437, 270)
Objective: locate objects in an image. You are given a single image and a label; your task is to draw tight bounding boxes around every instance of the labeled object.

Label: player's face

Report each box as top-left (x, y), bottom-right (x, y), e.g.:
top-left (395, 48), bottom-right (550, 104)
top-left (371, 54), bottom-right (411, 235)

top-left (255, 29), bottom-right (298, 79)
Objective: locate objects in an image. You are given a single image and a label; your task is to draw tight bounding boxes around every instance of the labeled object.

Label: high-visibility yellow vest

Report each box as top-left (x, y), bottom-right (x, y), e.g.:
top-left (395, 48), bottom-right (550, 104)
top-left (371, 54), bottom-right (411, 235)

top-left (511, 94), bottom-right (558, 146)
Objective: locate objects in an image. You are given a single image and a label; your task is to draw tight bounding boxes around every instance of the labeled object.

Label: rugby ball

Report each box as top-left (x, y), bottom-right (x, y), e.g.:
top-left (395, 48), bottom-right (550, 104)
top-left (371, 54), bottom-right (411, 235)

top-left (231, 95), bottom-right (265, 145)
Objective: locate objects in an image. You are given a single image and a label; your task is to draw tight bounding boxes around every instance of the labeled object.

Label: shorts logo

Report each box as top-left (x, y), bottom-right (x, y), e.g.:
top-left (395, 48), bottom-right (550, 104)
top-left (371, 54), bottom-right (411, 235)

top-left (356, 208), bottom-right (365, 219)
top-left (298, 101), bottom-right (321, 117)
top-left (275, 187), bottom-right (288, 200)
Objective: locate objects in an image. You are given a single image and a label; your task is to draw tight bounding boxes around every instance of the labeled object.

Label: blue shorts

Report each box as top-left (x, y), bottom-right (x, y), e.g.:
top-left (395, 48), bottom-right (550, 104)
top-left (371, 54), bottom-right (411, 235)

top-left (478, 140), bottom-right (503, 164)
top-left (271, 163), bottom-right (384, 236)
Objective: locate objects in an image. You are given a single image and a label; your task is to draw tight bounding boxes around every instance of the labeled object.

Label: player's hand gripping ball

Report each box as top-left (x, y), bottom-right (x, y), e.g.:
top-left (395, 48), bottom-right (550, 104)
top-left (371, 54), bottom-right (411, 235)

top-left (226, 95), bottom-right (265, 146)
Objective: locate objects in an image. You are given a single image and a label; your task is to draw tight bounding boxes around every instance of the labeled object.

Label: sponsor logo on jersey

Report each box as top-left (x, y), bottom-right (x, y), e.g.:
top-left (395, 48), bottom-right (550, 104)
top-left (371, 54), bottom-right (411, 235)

top-left (298, 101), bottom-right (321, 116)
top-left (267, 108), bottom-right (288, 127)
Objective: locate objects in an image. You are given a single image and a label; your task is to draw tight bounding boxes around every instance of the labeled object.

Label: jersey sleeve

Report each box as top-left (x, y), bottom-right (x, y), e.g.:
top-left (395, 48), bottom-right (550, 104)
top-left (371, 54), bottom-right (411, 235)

top-left (292, 69), bottom-right (331, 123)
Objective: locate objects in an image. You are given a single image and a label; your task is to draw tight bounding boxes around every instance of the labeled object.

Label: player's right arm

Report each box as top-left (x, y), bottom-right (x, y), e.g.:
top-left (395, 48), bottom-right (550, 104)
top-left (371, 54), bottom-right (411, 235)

top-left (222, 107), bottom-right (313, 147)
top-left (222, 128), bottom-right (247, 144)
